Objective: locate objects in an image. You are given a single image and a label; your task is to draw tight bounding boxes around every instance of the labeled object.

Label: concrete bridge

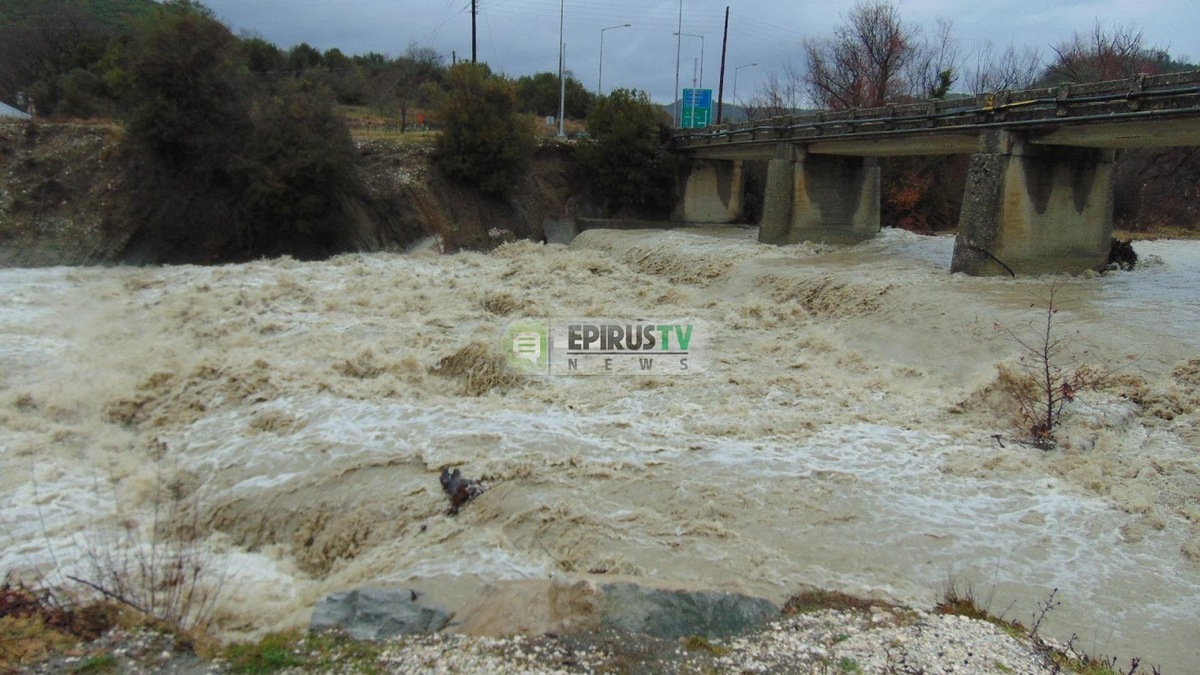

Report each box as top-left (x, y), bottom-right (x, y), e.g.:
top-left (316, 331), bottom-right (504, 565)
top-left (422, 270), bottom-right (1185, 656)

top-left (672, 70), bottom-right (1200, 275)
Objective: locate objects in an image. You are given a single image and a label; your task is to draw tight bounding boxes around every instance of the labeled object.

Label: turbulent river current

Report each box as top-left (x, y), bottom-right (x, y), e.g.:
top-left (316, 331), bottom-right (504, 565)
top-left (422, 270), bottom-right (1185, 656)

top-left (2, 228), bottom-right (1198, 670)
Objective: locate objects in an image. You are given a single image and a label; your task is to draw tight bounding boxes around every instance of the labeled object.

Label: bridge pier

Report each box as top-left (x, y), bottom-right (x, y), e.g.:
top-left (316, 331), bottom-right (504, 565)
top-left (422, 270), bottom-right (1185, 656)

top-left (952, 131), bottom-right (1115, 276)
top-left (758, 146), bottom-right (880, 245)
top-left (675, 158), bottom-right (745, 223)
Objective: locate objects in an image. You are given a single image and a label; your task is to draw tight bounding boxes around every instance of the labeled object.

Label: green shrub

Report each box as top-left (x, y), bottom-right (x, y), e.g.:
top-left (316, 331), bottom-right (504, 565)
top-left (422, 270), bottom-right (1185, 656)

top-left (576, 88), bottom-right (675, 214)
top-left (240, 83), bottom-right (362, 258)
top-left (119, 0), bottom-right (360, 262)
top-left (118, 0), bottom-right (251, 260)
top-left (434, 63), bottom-right (536, 198)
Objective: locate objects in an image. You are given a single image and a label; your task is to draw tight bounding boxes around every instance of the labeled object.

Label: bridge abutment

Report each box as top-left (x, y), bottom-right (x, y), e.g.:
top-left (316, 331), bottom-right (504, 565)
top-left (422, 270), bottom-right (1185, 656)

top-left (952, 131), bottom-right (1115, 276)
top-left (758, 146), bottom-right (881, 245)
top-left (675, 158), bottom-right (745, 223)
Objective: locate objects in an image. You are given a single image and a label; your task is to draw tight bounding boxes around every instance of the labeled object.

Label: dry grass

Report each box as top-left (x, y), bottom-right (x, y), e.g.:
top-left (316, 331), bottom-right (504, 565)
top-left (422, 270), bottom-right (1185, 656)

top-left (434, 341), bottom-right (527, 396)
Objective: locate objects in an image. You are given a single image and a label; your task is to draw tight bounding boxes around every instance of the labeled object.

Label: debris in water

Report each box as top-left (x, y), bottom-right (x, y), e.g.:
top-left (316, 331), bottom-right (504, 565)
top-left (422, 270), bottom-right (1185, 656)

top-left (1107, 238), bottom-right (1138, 271)
top-left (440, 468), bottom-right (486, 516)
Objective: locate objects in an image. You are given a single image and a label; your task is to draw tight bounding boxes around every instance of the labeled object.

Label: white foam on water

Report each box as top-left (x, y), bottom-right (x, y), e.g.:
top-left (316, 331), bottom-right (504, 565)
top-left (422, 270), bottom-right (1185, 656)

top-left (2, 234), bottom-right (1199, 668)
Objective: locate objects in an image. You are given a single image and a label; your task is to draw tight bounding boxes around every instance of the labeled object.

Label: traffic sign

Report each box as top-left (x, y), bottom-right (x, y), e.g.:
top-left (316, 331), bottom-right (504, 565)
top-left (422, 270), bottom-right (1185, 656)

top-left (681, 88), bottom-right (712, 129)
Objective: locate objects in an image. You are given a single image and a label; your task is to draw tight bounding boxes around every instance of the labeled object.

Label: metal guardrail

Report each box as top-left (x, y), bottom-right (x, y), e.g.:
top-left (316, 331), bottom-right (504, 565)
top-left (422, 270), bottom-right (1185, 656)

top-left (673, 70), bottom-right (1200, 150)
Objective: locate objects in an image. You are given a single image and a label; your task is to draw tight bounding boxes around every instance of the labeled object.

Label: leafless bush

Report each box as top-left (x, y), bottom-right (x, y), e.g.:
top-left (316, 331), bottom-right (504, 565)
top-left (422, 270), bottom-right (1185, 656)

top-left (69, 461), bottom-right (224, 634)
top-left (996, 282), bottom-right (1121, 449)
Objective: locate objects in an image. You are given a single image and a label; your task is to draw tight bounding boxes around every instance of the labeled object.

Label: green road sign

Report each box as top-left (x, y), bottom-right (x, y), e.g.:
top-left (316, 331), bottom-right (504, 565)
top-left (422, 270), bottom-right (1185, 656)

top-left (681, 88), bottom-right (712, 129)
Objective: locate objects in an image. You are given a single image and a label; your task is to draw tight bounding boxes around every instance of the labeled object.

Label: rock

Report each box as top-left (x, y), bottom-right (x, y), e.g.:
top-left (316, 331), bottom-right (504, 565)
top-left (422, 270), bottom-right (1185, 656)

top-left (310, 587), bottom-right (450, 640)
top-left (599, 583), bottom-right (778, 639)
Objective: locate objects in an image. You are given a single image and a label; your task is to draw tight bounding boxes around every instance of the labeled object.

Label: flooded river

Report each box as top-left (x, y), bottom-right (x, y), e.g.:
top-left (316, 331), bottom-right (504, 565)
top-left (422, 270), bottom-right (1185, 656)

top-left (1, 228), bottom-right (1197, 669)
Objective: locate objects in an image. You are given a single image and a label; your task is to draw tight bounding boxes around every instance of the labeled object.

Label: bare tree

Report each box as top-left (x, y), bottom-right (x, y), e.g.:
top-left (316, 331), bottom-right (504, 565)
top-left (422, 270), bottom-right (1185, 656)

top-left (366, 42), bottom-right (445, 131)
top-left (802, 0), bottom-right (920, 109)
top-left (968, 41), bottom-right (1043, 94)
top-left (743, 63), bottom-right (805, 119)
top-left (907, 19), bottom-right (963, 99)
top-left (1048, 21), bottom-right (1167, 83)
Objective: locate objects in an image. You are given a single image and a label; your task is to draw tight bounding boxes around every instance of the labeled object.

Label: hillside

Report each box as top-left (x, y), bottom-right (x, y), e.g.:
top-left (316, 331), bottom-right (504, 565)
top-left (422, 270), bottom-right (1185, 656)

top-left (0, 121), bottom-right (585, 266)
top-left (0, 0), bottom-right (157, 29)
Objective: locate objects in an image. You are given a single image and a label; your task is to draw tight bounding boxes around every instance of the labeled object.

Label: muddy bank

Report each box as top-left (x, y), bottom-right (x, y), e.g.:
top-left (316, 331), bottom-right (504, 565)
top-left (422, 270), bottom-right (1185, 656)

top-left (0, 121), bottom-right (582, 266)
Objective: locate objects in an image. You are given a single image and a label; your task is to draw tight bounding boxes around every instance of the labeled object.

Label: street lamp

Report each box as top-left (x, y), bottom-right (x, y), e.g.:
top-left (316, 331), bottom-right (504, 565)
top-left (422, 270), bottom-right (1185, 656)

top-left (598, 23), bottom-right (631, 95)
top-left (673, 0), bottom-right (682, 127)
top-left (557, 0), bottom-right (566, 138)
top-left (733, 62), bottom-right (758, 100)
top-left (673, 32), bottom-right (704, 90)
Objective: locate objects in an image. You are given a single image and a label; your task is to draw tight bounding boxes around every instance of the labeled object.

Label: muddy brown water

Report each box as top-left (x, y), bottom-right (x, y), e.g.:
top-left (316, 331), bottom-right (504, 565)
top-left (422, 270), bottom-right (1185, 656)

top-left (2, 228), bottom-right (1197, 670)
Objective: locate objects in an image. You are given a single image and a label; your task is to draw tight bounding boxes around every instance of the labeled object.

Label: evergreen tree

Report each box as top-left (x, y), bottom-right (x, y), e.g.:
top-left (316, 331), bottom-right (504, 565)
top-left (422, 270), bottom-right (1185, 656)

top-left (577, 88), bottom-right (675, 214)
top-left (434, 63), bottom-right (536, 198)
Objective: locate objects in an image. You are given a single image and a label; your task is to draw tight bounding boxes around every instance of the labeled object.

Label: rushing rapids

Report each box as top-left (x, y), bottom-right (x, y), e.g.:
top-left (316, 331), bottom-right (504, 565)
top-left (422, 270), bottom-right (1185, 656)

top-left (1, 228), bottom-right (1197, 670)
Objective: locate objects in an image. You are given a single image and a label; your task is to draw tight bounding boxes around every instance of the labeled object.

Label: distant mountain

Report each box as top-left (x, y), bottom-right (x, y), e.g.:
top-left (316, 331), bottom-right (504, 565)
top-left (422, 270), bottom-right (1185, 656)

top-left (0, 0), bottom-right (158, 30)
top-left (662, 99), bottom-right (753, 127)
top-left (661, 99), bottom-right (819, 128)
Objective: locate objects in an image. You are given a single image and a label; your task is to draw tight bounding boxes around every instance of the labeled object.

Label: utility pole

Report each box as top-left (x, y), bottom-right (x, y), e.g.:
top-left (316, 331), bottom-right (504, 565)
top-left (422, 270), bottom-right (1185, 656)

top-left (471, 0), bottom-right (477, 63)
top-left (716, 6), bottom-right (729, 124)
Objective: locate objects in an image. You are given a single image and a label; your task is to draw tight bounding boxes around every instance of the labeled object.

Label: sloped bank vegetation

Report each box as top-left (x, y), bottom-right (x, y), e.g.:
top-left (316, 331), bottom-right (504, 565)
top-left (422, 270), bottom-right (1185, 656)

top-left (5, 0), bottom-right (1200, 268)
top-left (0, 0), bottom-right (678, 267)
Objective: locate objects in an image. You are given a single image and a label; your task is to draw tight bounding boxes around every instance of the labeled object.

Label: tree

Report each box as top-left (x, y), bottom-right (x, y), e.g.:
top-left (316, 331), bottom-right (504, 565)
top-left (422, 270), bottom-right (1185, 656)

top-left (0, 0), bottom-right (113, 115)
top-left (576, 88), bottom-right (674, 214)
top-left (389, 44), bottom-right (446, 131)
top-left (802, 0), bottom-right (919, 109)
top-left (434, 63), bottom-right (536, 198)
top-left (121, 0), bottom-right (253, 258)
top-left (287, 42), bottom-right (323, 73)
top-left (124, 0), bottom-right (249, 171)
top-left (1045, 22), bottom-right (1166, 84)
top-left (968, 41), bottom-right (1042, 94)
top-left (240, 36), bottom-right (287, 76)
top-left (1039, 23), bottom-right (1198, 236)
top-left (121, 0), bottom-right (361, 261)
top-left (743, 66), bottom-right (806, 119)
top-left (515, 71), bottom-right (593, 119)
top-left (240, 82), bottom-right (362, 257)
top-left (906, 19), bottom-right (962, 100)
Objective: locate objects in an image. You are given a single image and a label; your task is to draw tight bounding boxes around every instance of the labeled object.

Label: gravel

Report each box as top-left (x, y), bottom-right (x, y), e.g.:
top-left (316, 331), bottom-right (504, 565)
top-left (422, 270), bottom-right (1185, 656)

top-left (21, 605), bottom-right (1068, 674)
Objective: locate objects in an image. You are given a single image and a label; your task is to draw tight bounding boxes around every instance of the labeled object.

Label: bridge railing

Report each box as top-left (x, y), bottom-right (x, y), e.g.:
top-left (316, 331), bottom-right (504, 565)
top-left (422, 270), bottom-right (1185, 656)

top-left (673, 69), bottom-right (1200, 149)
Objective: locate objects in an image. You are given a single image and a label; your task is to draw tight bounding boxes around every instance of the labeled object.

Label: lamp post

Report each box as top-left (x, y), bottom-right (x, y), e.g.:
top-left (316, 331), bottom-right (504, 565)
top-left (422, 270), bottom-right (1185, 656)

top-left (733, 62), bottom-right (758, 100)
top-left (673, 0), bottom-right (682, 127)
top-left (673, 32), bottom-right (704, 90)
top-left (557, 0), bottom-right (566, 138)
top-left (598, 23), bottom-right (631, 96)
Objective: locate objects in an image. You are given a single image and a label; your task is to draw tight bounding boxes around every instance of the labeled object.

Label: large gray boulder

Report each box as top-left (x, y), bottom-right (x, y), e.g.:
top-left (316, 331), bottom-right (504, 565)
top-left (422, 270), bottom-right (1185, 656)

top-left (599, 583), bottom-right (778, 638)
top-left (310, 587), bottom-right (450, 640)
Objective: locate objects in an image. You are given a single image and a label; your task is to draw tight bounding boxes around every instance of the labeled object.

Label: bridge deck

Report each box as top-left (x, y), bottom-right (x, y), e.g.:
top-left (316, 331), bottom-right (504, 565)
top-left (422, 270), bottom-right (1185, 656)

top-left (675, 70), bottom-right (1200, 158)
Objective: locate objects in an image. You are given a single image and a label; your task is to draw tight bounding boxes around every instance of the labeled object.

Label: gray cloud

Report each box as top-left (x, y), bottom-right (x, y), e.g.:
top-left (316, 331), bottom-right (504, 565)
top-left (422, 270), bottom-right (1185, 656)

top-left (202, 0), bottom-right (1200, 105)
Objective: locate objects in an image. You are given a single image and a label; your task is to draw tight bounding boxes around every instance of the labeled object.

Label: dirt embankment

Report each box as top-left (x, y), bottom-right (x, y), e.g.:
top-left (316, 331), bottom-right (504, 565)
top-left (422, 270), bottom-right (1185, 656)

top-left (0, 121), bottom-right (585, 267)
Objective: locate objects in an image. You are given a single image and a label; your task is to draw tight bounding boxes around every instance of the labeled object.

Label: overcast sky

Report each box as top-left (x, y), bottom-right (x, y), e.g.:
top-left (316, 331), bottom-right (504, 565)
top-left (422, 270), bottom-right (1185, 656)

top-left (198, 0), bottom-right (1200, 105)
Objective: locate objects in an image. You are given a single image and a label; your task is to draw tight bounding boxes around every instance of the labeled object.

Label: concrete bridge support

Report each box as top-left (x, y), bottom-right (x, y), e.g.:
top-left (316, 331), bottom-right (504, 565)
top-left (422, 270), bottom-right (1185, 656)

top-left (675, 158), bottom-right (745, 223)
top-left (758, 146), bottom-right (880, 245)
top-left (952, 131), bottom-right (1115, 276)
